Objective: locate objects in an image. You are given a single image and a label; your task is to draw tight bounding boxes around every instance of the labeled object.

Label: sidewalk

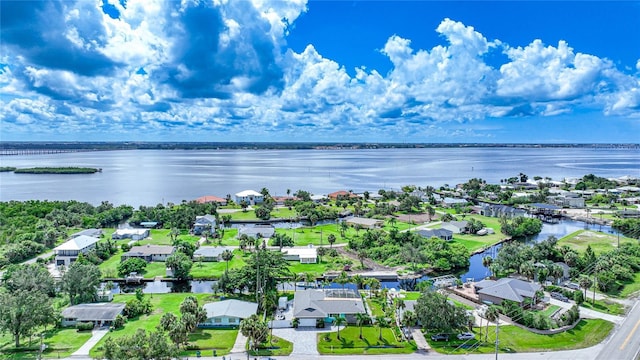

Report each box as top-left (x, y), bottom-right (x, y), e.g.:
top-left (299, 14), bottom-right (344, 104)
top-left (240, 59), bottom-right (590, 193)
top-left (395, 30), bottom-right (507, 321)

top-left (69, 329), bottom-right (109, 358)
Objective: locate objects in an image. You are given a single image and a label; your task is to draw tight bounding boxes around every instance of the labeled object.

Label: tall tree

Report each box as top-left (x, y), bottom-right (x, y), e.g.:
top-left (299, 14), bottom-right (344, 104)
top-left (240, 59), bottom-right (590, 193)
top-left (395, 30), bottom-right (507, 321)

top-left (0, 290), bottom-right (54, 347)
top-left (2, 263), bottom-right (55, 296)
top-left (375, 316), bottom-right (390, 340)
top-left (414, 289), bottom-right (469, 333)
top-left (239, 314), bottom-right (268, 351)
top-left (166, 252), bottom-right (193, 281)
top-left (327, 234), bottom-right (337, 248)
top-left (355, 313), bottom-right (371, 339)
top-left (61, 262), bottom-right (101, 305)
top-left (484, 306), bottom-right (500, 342)
top-left (221, 249), bottom-right (234, 273)
top-left (334, 316), bottom-right (346, 340)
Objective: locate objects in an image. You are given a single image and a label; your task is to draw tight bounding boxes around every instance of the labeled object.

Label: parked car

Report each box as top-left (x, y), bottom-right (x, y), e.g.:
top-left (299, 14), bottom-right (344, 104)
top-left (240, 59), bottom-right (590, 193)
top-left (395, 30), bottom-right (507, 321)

top-left (457, 332), bottom-right (475, 340)
top-left (565, 282), bottom-right (580, 290)
top-left (431, 333), bottom-right (449, 341)
top-left (550, 292), bottom-right (570, 302)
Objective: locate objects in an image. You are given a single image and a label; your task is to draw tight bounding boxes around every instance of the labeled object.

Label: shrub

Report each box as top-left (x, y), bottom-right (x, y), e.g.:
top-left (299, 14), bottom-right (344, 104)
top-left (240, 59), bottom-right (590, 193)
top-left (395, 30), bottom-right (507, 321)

top-left (76, 322), bottom-right (95, 331)
top-left (113, 314), bottom-right (126, 329)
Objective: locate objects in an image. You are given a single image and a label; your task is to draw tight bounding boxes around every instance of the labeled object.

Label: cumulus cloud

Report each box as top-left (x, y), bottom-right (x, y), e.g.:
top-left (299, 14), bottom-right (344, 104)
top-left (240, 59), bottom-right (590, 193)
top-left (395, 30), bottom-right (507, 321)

top-left (0, 2), bottom-right (638, 141)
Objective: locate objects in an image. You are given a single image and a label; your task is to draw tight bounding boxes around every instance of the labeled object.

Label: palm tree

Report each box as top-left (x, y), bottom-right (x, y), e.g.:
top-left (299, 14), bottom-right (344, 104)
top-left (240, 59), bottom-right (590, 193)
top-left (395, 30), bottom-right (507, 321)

top-left (334, 316), bottom-right (346, 340)
top-left (304, 272), bottom-right (316, 289)
top-left (327, 234), bottom-right (336, 248)
top-left (484, 306), bottom-right (500, 342)
top-left (579, 275), bottom-right (593, 299)
top-left (339, 221), bottom-right (348, 237)
top-left (239, 234), bottom-right (250, 253)
top-left (375, 316), bottom-right (389, 341)
top-left (355, 313), bottom-right (370, 339)
top-left (388, 217), bottom-right (397, 229)
top-left (482, 256), bottom-right (493, 277)
top-left (352, 274), bottom-right (364, 290)
top-left (519, 261), bottom-right (535, 281)
top-left (221, 249), bottom-right (234, 274)
top-left (368, 278), bottom-right (381, 298)
top-left (426, 205), bottom-right (435, 222)
top-left (335, 271), bottom-right (350, 291)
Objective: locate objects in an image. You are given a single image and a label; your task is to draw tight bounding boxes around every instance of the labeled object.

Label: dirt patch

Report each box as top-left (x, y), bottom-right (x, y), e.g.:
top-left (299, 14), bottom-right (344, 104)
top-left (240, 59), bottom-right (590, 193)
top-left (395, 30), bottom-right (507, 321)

top-left (394, 213), bottom-right (435, 223)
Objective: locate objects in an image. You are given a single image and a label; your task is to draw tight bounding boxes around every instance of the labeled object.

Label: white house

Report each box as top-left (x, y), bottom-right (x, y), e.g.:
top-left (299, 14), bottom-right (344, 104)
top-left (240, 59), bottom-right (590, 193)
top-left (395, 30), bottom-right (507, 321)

top-left (199, 300), bottom-right (258, 327)
top-left (112, 228), bottom-right (150, 240)
top-left (121, 245), bottom-right (175, 262)
top-left (193, 215), bottom-right (217, 235)
top-left (281, 246), bottom-right (318, 264)
top-left (193, 246), bottom-right (233, 262)
top-left (440, 221), bottom-right (468, 234)
top-left (293, 289), bottom-right (366, 327)
top-left (235, 190), bottom-right (264, 205)
top-left (54, 235), bottom-right (101, 267)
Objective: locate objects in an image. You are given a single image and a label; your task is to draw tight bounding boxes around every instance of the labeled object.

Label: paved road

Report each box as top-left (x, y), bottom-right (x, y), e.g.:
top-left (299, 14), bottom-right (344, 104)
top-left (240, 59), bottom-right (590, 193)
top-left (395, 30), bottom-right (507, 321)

top-left (595, 299), bottom-right (640, 360)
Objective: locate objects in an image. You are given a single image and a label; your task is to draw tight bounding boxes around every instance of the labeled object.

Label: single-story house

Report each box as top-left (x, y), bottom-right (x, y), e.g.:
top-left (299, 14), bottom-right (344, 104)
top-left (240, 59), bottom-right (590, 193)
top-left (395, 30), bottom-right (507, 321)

top-left (112, 228), bottom-right (150, 240)
top-left (293, 289), bottom-right (366, 327)
top-left (281, 246), bottom-right (318, 263)
top-left (199, 299), bottom-right (258, 327)
top-left (121, 245), bottom-right (175, 262)
top-left (475, 278), bottom-right (542, 306)
top-left (235, 190), bottom-right (264, 205)
top-left (70, 228), bottom-right (103, 239)
top-left (193, 246), bottom-right (233, 262)
top-left (345, 217), bottom-right (384, 229)
top-left (61, 303), bottom-right (125, 327)
top-left (54, 235), bottom-right (101, 267)
top-left (328, 190), bottom-right (358, 200)
top-left (442, 197), bottom-right (468, 207)
top-left (195, 195), bottom-right (228, 206)
top-left (480, 204), bottom-right (526, 218)
top-left (272, 196), bottom-right (295, 205)
top-left (237, 225), bottom-right (275, 239)
top-left (193, 215), bottom-right (217, 235)
top-left (440, 221), bottom-right (468, 234)
top-left (417, 228), bottom-right (453, 241)
top-left (310, 194), bottom-right (327, 203)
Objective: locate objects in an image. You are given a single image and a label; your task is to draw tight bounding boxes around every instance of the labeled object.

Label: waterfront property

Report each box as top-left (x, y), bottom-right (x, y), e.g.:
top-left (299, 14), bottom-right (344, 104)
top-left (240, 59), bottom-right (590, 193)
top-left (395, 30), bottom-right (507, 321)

top-left (417, 228), bottom-right (453, 241)
top-left (61, 303), bottom-right (126, 327)
top-left (199, 299), bottom-right (258, 327)
top-left (328, 190), bottom-right (358, 200)
top-left (121, 244), bottom-right (175, 262)
top-left (195, 195), bottom-right (228, 205)
top-left (112, 228), bottom-right (150, 240)
top-left (281, 246), bottom-right (318, 263)
top-left (480, 204), bottom-right (526, 218)
top-left (475, 278), bottom-right (542, 306)
top-left (440, 221), bottom-right (468, 234)
top-left (70, 228), bottom-right (103, 238)
top-left (293, 288), bottom-right (366, 327)
top-left (193, 214), bottom-right (217, 235)
top-left (235, 189), bottom-right (264, 205)
top-left (54, 235), bottom-right (101, 267)
top-left (193, 246), bottom-right (233, 262)
top-left (345, 217), bottom-right (384, 229)
top-left (237, 224), bottom-right (275, 239)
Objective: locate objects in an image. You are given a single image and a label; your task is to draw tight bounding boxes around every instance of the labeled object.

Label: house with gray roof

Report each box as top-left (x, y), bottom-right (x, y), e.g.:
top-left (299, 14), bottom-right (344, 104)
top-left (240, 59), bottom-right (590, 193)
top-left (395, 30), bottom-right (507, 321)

top-left (480, 204), bottom-right (526, 219)
top-left (61, 303), bottom-right (125, 327)
top-left (199, 299), bottom-right (258, 328)
top-left (193, 246), bottom-right (233, 262)
top-left (345, 217), bottom-right (384, 229)
top-left (417, 228), bottom-right (453, 241)
top-left (475, 278), bottom-right (542, 306)
top-left (237, 225), bottom-right (275, 239)
top-left (70, 228), bottom-right (103, 239)
top-left (440, 221), bottom-right (468, 234)
top-left (293, 288), bottom-right (366, 327)
top-left (193, 215), bottom-right (217, 235)
top-left (121, 245), bottom-right (175, 262)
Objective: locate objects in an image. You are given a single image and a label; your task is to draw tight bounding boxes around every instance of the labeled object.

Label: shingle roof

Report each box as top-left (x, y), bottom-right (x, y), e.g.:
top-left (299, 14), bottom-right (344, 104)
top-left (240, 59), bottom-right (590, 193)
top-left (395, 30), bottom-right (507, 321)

top-left (54, 235), bottom-right (100, 251)
top-left (61, 303), bottom-right (125, 322)
top-left (477, 278), bottom-right (541, 303)
top-left (203, 300), bottom-right (257, 319)
top-left (417, 228), bottom-right (453, 239)
top-left (123, 245), bottom-right (175, 256)
top-left (293, 289), bottom-right (365, 318)
top-left (71, 229), bottom-right (102, 238)
top-left (193, 246), bottom-right (232, 258)
top-left (238, 225), bottom-right (275, 238)
top-left (195, 215), bottom-right (217, 225)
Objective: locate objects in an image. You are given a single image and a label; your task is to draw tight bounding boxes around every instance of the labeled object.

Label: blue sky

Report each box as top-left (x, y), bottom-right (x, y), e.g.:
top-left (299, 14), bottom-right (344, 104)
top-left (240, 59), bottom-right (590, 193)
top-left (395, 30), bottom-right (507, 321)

top-left (1, 0), bottom-right (639, 143)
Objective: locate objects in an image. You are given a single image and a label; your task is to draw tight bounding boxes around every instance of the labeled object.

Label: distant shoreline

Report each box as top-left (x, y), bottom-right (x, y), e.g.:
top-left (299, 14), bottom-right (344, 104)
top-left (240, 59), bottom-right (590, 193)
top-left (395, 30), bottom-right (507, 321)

top-left (8, 167), bottom-right (101, 174)
top-left (0, 141), bottom-right (638, 153)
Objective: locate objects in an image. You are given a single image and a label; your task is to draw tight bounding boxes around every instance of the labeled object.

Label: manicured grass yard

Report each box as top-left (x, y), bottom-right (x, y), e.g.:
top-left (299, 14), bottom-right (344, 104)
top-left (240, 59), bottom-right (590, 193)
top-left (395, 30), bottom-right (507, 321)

top-left (181, 328), bottom-right (239, 358)
top-left (190, 250), bottom-right (247, 279)
top-left (540, 305), bottom-right (561, 317)
top-left (559, 230), bottom-right (635, 254)
top-left (0, 328), bottom-right (92, 359)
top-left (288, 260), bottom-right (342, 277)
top-left (250, 335), bottom-right (293, 356)
top-left (619, 272), bottom-right (640, 298)
top-left (317, 326), bottom-right (417, 354)
top-left (89, 293), bottom-right (216, 358)
top-left (428, 319), bottom-right (613, 354)
top-left (581, 299), bottom-right (626, 315)
top-left (279, 223), bottom-right (354, 246)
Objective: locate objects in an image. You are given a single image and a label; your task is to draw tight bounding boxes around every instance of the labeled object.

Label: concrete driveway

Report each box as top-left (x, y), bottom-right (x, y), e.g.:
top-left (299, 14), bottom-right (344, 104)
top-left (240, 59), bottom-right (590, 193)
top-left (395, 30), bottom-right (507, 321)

top-left (70, 329), bottom-right (108, 357)
top-left (273, 325), bottom-right (341, 355)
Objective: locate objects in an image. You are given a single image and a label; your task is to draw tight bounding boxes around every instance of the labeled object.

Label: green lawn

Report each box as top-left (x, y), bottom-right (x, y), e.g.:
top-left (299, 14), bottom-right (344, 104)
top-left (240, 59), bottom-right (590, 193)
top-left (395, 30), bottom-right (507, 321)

top-left (181, 328), bottom-right (239, 357)
top-left (288, 259), bottom-right (342, 277)
top-left (228, 207), bottom-right (298, 221)
top-left (89, 293), bottom-right (214, 358)
top-left (278, 223), bottom-right (354, 246)
top-left (250, 335), bottom-right (293, 356)
top-left (559, 230), bottom-right (635, 254)
top-left (0, 328), bottom-right (92, 360)
top-left (366, 296), bottom-right (387, 317)
top-left (317, 326), bottom-right (417, 354)
top-left (428, 319), bottom-right (613, 354)
top-left (190, 250), bottom-right (247, 279)
top-left (401, 292), bottom-right (421, 300)
top-left (581, 299), bottom-right (626, 315)
top-left (540, 305), bottom-right (562, 317)
top-left (618, 272), bottom-right (640, 298)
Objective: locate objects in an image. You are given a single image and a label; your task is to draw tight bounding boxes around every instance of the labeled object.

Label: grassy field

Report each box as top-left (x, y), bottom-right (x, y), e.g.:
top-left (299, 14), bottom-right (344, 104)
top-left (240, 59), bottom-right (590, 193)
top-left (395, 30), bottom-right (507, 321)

top-left (581, 299), bottom-right (626, 315)
top-left (618, 272), bottom-right (640, 298)
top-left (317, 326), bottom-right (417, 355)
top-left (428, 319), bottom-right (614, 354)
top-left (276, 223), bottom-right (355, 246)
top-left (558, 230), bottom-right (635, 254)
top-left (228, 207), bottom-right (298, 220)
top-left (190, 250), bottom-right (248, 279)
top-left (540, 305), bottom-right (562, 317)
top-left (89, 293), bottom-right (216, 358)
top-left (288, 259), bottom-right (343, 277)
top-left (0, 328), bottom-right (93, 359)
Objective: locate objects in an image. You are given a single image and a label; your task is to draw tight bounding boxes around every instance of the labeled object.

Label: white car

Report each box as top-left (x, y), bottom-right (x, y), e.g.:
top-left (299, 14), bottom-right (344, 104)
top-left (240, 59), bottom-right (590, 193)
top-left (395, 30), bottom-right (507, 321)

top-left (457, 332), bottom-right (475, 340)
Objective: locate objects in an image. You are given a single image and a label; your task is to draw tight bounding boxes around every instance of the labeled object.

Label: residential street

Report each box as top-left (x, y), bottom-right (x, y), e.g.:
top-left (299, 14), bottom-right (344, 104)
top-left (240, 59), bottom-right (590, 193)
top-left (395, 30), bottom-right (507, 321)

top-left (594, 299), bottom-right (640, 360)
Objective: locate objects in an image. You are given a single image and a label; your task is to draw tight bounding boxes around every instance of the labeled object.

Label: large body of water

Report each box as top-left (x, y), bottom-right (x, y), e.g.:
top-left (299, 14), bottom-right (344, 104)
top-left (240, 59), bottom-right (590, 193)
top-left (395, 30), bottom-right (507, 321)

top-left (1, 147), bottom-right (638, 207)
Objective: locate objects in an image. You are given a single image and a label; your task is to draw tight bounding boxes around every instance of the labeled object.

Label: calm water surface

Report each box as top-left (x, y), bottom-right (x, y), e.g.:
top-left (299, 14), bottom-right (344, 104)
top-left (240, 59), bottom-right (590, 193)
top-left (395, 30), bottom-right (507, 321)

top-left (1, 147), bottom-right (638, 207)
